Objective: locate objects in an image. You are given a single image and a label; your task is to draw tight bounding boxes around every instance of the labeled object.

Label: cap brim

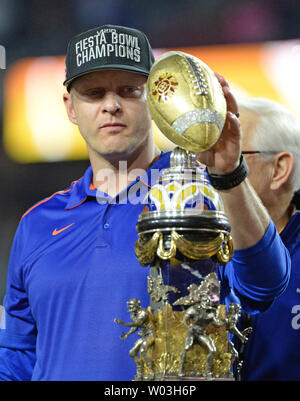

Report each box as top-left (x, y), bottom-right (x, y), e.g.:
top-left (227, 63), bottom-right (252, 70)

top-left (63, 64), bottom-right (150, 90)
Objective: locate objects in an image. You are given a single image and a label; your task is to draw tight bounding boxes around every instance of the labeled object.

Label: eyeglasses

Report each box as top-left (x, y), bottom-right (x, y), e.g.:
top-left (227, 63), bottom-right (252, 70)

top-left (242, 151), bottom-right (278, 155)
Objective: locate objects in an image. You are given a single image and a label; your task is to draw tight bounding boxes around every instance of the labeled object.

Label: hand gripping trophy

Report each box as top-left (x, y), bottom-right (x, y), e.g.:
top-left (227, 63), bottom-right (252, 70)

top-left (116, 51), bottom-right (249, 380)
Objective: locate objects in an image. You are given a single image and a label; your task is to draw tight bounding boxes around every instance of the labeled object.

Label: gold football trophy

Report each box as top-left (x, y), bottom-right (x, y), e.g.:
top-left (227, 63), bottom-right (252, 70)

top-left (115, 51), bottom-right (250, 381)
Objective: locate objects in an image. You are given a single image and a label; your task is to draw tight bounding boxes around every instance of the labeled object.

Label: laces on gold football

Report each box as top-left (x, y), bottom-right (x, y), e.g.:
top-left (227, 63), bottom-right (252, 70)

top-left (183, 56), bottom-right (208, 96)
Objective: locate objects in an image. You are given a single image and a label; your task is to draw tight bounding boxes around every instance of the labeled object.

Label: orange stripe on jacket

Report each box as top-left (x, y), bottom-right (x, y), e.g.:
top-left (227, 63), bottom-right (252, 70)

top-left (65, 196), bottom-right (88, 210)
top-left (21, 179), bottom-right (81, 221)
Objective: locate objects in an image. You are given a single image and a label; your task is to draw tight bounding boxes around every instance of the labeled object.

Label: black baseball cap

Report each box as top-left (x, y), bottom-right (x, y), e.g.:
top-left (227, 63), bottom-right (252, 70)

top-left (63, 24), bottom-right (155, 91)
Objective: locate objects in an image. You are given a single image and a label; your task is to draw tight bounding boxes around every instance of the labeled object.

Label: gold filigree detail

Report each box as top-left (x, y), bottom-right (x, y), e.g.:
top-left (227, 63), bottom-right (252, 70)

top-left (135, 232), bottom-right (161, 267)
top-left (157, 231), bottom-right (177, 260)
top-left (135, 231), bottom-right (233, 265)
top-left (147, 275), bottom-right (180, 303)
top-left (172, 230), bottom-right (223, 260)
top-left (217, 234), bottom-right (233, 263)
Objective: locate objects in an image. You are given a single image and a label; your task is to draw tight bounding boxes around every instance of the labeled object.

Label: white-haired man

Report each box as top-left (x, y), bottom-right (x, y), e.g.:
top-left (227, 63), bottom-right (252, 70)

top-left (238, 97), bottom-right (300, 381)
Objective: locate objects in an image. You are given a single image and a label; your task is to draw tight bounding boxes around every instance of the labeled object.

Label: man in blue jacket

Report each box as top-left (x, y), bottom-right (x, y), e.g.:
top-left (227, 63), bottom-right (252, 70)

top-left (238, 97), bottom-right (300, 381)
top-left (0, 25), bottom-right (290, 380)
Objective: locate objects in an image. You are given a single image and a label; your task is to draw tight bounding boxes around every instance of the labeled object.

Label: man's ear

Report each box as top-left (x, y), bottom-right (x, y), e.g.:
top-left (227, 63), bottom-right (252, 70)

top-left (63, 92), bottom-right (78, 125)
top-left (270, 152), bottom-right (294, 190)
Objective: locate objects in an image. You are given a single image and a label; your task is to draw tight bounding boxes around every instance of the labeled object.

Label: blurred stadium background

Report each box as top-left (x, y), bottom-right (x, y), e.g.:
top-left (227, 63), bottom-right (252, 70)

top-left (0, 0), bottom-right (300, 302)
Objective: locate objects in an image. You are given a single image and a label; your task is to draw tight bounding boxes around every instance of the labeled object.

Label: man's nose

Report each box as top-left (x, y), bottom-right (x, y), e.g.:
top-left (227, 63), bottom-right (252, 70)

top-left (102, 91), bottom-right (121, 114)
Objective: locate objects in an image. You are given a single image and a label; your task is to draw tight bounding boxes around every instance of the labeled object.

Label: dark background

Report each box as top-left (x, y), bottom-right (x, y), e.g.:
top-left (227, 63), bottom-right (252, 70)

top-left (0, 0), bottom-right (300, 303)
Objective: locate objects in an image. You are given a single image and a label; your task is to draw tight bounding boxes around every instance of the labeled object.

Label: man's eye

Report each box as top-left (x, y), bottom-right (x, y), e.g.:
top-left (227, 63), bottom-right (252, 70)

top-left (86, 89), bottom-right (105, 97)
top-left (119, 87), bottom-right (142, 97)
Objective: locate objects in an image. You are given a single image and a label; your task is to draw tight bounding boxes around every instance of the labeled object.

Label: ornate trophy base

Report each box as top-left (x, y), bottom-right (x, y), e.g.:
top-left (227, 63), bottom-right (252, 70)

top-left (135, 375), bottom-right (234, 382)
top-left (164, 375), bottom-right (234, 381)
top-left (137, 302), bottom-right (234, 381)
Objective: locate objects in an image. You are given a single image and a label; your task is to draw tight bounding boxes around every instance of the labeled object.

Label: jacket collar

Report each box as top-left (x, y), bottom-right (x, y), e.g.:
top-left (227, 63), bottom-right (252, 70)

top-left (65, 152), bottom-right (171, 210)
